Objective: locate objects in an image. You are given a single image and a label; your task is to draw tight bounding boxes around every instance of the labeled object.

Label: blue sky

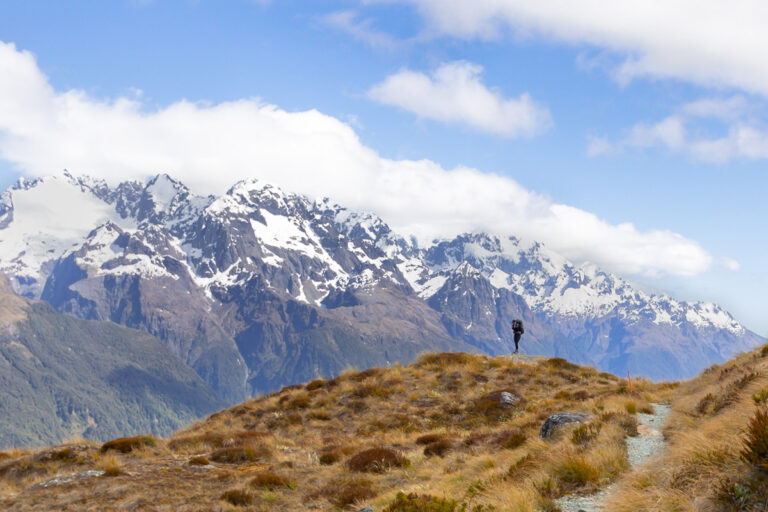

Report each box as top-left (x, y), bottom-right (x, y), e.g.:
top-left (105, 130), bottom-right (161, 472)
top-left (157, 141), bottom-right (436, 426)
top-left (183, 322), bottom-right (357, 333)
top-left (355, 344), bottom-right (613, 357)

top-left (0, 0), bottom-right (766, 334)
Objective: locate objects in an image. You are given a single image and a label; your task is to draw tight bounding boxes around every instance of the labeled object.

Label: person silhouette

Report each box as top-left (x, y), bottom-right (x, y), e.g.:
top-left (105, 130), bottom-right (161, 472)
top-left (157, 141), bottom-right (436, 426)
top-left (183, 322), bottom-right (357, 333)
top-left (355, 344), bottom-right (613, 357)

top-left (511, 319), bottom-right (524, 354)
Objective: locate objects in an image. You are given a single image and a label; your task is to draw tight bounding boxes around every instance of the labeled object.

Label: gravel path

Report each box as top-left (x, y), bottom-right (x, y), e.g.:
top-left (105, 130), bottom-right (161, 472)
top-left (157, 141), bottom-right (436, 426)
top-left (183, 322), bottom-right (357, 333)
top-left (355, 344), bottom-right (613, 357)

top-left (553, 403), bottom-right (671, 512)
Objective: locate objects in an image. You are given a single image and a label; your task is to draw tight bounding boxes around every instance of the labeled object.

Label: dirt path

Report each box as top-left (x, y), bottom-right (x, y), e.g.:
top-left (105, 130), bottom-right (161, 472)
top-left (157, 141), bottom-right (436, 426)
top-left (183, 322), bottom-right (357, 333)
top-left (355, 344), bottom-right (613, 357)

top-left (553, 403), bottom-right (671, 512)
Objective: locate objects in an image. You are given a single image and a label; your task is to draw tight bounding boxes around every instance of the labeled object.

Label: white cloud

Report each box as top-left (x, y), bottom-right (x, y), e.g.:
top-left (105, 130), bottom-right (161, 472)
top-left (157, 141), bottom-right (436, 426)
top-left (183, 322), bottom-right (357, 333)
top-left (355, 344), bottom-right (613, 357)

top-left (0, 41), bottom-right (720, 277)
top-left (375, 0), bottom-right (768, 96)
top-left (322, 10), bottom-right (400, 50)
top-left (592, 96), bottom-right (768, 163)
top-left (368, 61), bottom-right (552, 137)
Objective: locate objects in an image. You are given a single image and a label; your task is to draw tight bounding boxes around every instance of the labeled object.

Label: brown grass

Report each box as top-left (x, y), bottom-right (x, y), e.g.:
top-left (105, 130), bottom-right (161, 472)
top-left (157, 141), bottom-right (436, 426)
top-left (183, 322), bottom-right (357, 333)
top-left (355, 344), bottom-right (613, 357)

top-left (347, 447), bottom-right (408, 473)
top-left (0, 351), bottom-right (673, 511)
top-left (209, 443), bottom-right (270, 463)
top-left (220, 488), bottom-right (253, 506)
top-left (100, 436), bottom-right (155, 454)
top-left (606, 345), bottom-right (768, 511)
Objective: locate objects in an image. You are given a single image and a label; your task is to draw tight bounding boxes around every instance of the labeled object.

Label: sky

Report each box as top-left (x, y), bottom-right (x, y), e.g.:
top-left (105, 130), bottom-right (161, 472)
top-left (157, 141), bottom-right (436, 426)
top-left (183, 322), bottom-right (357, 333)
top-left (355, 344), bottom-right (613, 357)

top-left (0, 0), bottom-right (766, 335)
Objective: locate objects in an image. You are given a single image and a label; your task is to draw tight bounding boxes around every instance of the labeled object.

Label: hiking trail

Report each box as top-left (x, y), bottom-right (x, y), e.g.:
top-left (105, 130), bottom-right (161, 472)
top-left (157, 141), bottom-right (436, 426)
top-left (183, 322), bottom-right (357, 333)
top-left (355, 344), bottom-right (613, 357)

top-left (553, 403), bottom-right (671, 512)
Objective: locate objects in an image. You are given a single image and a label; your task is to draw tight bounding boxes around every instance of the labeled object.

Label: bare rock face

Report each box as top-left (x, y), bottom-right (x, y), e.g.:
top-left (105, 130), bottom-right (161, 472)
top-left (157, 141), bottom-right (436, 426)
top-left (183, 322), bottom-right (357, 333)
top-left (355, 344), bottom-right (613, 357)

top-left (539, 412), bottom-right (591, 439)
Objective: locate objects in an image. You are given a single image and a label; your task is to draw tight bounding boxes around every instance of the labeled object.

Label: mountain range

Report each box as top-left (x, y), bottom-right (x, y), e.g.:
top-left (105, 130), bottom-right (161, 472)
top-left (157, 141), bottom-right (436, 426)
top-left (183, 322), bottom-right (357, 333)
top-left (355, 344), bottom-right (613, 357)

top-left (0, 171), bottom-right (761, 404)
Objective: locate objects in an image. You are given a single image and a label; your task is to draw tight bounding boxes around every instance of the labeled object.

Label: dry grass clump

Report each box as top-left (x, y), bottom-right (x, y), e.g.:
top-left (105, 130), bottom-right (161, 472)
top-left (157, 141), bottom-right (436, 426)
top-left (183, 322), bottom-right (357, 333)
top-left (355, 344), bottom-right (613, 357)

top-left (188, 456), bottom-right (210, 466)
top-left (571, 423), bottom-right (601, 446)
top-left (220, 488), bottom-right (254, 506)
top-left (383, 492), bottom-right (458, 512)
top-left (416, 433), bottom-right (447, 445)
top-left (493, 429), bottom-right (527, 450)
top-left (305, 378), bottom-right (327, 391)
top-left (347, 447), bottom-right (408, 473)
top-left (209, 443), bottom-right (270, 463)
top-left (423, 439), bottom-right (454, 457)
top-left (554, 455), bottom-right (601, 489)
top-left (319, 448), bottom-right (342, 465)
top-left (599, 411), bottom-right (638, 437)
top-left (168, 430), bottom-right (270, 452)
top-left (250, 471), bottom-right (293, 490)
top-left (741, 406), bottom-right (768, 472)
top-left (415, 352), bottom-right (476, 369)
top-left (100, 436), bottom-right (155, 454)
top-left (98, 454), bottom-right (124, 476)
top-left (543, 358), bottom-right (580, 372)
top-left (308, 476), bottom-right (376, 507)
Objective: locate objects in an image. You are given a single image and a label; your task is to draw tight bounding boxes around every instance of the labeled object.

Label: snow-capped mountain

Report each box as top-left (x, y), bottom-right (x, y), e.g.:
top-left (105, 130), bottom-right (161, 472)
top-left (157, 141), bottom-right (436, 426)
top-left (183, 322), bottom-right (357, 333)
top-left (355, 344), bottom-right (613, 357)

top-left (0, 172), bottom-right (761, 399)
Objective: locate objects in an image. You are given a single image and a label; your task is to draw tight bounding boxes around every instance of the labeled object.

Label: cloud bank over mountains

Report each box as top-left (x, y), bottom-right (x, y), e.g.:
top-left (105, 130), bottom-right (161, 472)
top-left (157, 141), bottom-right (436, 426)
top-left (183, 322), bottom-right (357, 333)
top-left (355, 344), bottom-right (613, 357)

top-left (0, 40), bottom-right (719, 278)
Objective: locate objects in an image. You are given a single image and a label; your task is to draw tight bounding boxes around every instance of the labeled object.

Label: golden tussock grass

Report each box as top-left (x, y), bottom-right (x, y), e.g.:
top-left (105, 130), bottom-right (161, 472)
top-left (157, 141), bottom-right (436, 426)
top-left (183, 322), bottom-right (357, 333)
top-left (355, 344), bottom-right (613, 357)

top-left (606, 344), bottom-right (768, 511)
top-left (0, 351), bottom-right (674, 511)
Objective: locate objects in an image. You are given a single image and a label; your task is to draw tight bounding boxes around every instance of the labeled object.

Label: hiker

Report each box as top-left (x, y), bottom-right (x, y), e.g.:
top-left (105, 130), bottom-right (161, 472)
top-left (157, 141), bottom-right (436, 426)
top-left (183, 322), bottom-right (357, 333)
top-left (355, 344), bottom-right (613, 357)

top-left (511, 319), bottom-right (524, 354)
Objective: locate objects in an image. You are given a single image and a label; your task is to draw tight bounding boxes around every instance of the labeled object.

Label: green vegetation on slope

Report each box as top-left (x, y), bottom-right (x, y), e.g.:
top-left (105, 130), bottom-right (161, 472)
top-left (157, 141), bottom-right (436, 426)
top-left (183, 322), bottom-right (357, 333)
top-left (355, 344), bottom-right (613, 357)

top-left (0, 296), bottom-right (225, 448)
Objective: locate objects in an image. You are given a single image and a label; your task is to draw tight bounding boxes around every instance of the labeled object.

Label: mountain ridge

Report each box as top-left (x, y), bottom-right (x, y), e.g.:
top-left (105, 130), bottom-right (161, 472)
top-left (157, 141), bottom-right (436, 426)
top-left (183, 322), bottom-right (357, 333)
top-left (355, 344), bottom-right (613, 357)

top-left (0, 171), bottom-right (761, 401)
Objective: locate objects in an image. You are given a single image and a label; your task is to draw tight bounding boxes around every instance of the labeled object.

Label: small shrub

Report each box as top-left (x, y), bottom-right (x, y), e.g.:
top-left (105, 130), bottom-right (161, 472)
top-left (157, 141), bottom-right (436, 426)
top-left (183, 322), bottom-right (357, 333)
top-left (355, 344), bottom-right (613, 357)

top-left (416, 352), bottom-right (474, 368)
top-left (250, 471), bottom-right (292, 490)
top-left (463, 432), bottom-right (492, 447)
top-left (319, 448), bottom-right (342, 465)
top-left (544, 358), bottom-right (579, 372)
top-left (761, 344), bottom-right (768, 357)
top-left (287, 394), bottom-right (312, 409)
top-left (554, 390), bottom-right (571, 400)
top-left (741, 406), bottom-right (768, 472)
top-left (347, 447), bottom-right (408, 473)
top-left (350, 368), bottom-right (382, 382)
top-left (424, 439), bottom-right (453, 457)
top-left (333, 477), bottom-right (376, 507)
top-left (308, 476), bottom-right (376, 507)
top-left (189, 456), bottom-right (210, 466)
top-left (572, 390), bottom-right (590, 401)
top-left (100, 436), bottom-right (155, 454)
top-left (753, 389), bottom-right (768, 405)
top-left (625, 401), bottom-right (638, 414)
top-left (220, 489), bottom-right (253, 506)
top-left (352, 383), bottom-right (393, 399)
top-left (209, 443), bottom-right (270, 463)
top-left (416, 433), bottom-right (446, 445)
top-left (494, 429), bottom-right (527, 450)
top-left (384, 492), bottom-right (457, 512)
top-left (306, 379), bottom-right (326, 391)
top-left (169, 430), bottom-right (269, 451)
top-left (639, 405), bottom-right (654, 414)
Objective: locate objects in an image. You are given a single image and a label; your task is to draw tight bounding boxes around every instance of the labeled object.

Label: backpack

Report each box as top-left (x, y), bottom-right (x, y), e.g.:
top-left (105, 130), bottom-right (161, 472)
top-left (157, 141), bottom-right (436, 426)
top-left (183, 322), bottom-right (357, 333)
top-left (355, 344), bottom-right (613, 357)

top-left (512, 320), bottom-right (522, 330)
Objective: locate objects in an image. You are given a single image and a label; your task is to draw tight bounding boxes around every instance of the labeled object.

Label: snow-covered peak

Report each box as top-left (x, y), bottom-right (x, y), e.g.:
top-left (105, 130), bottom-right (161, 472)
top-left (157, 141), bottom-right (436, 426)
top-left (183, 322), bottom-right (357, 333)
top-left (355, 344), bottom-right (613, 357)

top-left (0, 175), bottom-right (134, 297)
top-left (144, 174), bottom-right (186, 212)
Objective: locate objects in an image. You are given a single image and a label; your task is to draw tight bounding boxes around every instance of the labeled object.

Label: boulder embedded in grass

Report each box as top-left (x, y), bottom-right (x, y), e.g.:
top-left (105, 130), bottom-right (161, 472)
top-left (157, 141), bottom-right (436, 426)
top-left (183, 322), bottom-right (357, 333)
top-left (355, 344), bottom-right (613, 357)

top-left (539, 412), bottom-right (591, 439)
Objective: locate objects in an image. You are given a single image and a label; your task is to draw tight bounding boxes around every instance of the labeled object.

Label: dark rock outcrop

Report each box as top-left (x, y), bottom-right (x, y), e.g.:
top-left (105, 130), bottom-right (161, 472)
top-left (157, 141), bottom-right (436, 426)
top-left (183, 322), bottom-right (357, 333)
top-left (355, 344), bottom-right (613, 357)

top-left (539, 412), bottom-right (591, 439)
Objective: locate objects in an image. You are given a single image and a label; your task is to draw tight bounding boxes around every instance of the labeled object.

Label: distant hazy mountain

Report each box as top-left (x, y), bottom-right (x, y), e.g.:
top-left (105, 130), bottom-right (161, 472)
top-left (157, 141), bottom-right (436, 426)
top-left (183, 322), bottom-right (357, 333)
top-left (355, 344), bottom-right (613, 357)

top-left (0, 274), bottom-right (224, 448)
top-left (0, 172), bottom-right (761, 402)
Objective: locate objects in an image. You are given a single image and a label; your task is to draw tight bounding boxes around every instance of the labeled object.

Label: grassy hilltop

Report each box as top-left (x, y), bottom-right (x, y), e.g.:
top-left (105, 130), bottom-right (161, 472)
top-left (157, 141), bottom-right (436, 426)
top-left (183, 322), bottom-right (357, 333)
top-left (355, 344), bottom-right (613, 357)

top-left (0, 345), bottom-right (766, 511)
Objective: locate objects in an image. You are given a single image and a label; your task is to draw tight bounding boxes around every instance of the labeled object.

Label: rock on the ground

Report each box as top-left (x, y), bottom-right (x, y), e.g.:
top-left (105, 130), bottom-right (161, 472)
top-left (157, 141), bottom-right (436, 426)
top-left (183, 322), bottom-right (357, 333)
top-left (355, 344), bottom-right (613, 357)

top-left (539, 412), bottom-right (591, 439)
